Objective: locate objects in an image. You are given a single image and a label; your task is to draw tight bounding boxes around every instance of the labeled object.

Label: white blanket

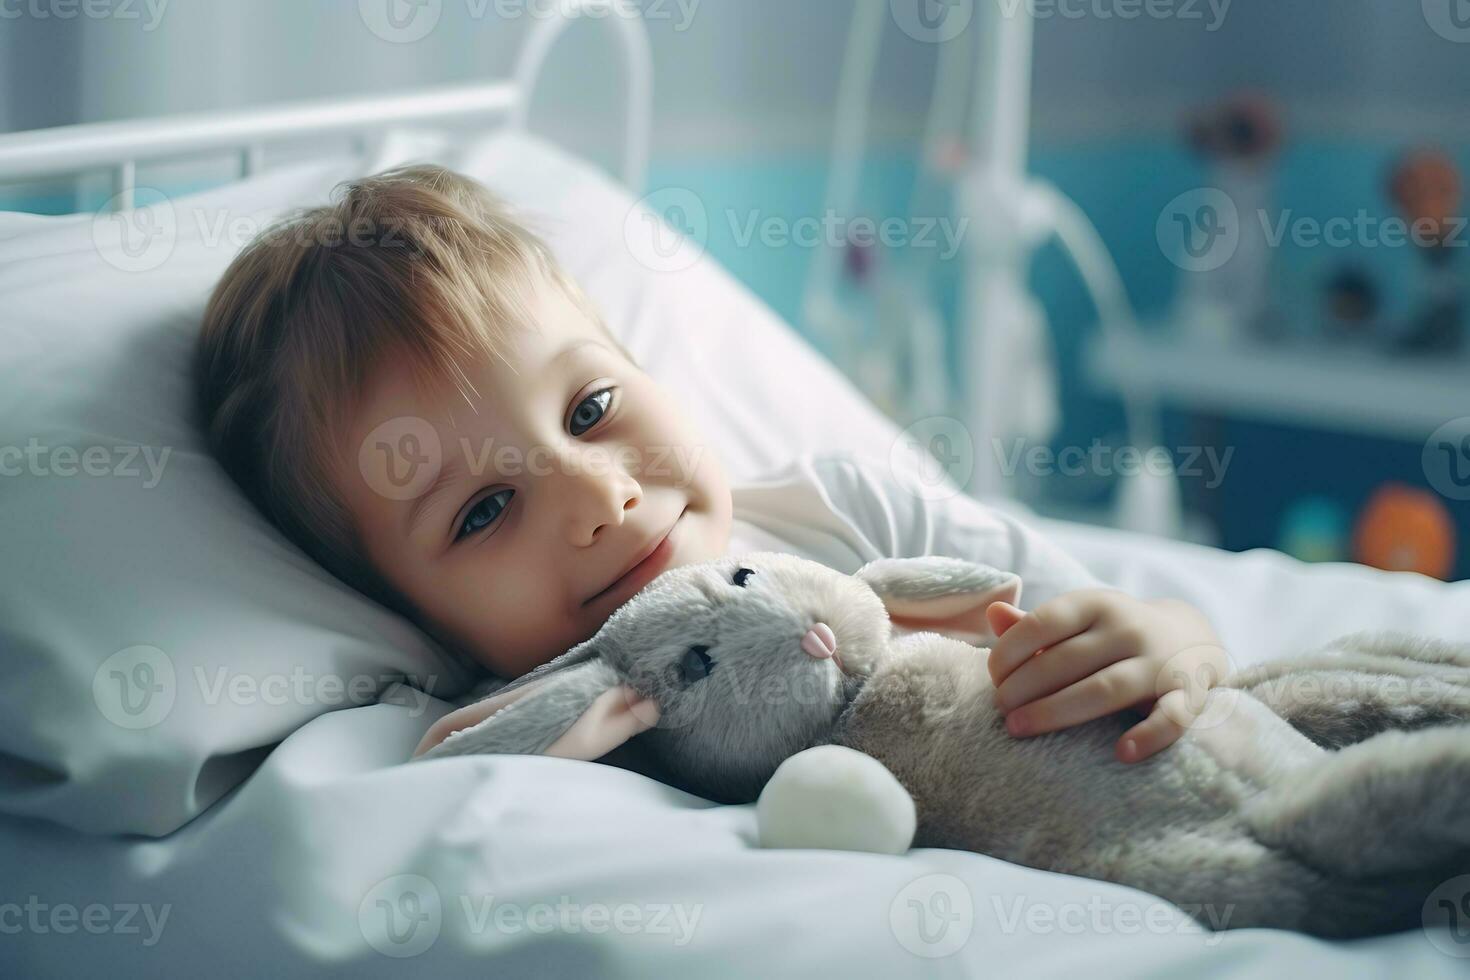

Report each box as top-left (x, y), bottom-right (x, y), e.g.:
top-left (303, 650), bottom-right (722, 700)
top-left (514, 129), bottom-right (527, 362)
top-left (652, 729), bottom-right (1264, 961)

top-left (4, 518), bottom-right (1468, 977)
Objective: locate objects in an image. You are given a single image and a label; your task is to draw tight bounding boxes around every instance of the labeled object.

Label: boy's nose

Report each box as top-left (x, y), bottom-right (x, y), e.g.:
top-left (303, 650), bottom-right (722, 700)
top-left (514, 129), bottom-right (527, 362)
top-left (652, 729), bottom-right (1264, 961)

top-left (801, 622), bottom-right (837, 660)
top-left (559, 457), bottom-right (642, 545)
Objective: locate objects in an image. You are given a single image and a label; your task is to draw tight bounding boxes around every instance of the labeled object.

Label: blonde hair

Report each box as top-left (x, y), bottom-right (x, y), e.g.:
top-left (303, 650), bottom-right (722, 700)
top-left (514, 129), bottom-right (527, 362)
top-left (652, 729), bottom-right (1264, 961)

top-left (194, 164), bottom-right (623, 617)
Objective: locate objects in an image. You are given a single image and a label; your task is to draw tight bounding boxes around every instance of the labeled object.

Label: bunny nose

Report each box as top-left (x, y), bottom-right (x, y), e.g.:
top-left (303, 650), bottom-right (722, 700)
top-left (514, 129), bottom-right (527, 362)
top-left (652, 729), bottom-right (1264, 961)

top-left (801, 622), bottom-right (838, 660)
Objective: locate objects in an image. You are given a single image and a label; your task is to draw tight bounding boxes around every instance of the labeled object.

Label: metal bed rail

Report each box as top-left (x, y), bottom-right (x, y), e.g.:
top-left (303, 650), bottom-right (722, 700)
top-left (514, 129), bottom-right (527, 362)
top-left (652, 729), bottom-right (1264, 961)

top-left (0, 0), bottom-right (651, 211)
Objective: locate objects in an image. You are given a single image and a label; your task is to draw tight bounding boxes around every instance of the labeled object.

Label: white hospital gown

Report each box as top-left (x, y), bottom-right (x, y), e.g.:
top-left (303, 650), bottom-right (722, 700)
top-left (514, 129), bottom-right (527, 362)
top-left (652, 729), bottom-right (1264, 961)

top-left (726, 451), bottom-right (1104, 611)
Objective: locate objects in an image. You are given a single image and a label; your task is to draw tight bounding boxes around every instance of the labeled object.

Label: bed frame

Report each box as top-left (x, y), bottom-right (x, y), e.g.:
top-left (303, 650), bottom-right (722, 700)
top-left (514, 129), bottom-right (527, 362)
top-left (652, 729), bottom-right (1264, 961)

top-left (0, 0), bottom-right (651, 210)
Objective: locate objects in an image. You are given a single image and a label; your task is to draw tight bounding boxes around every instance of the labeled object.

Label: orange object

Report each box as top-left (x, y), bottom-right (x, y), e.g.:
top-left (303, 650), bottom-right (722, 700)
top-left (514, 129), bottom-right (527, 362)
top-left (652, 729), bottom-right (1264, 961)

top-left (1353, 484), bottom-right (1457, 580)
top-left (1387, 148), bottom-right (1462, 248)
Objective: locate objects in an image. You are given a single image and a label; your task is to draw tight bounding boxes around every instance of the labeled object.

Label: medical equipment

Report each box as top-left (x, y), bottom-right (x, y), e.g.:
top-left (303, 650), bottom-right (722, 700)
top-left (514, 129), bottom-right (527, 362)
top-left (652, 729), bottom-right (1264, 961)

top-left (0, 0), bottom-right (651, 204)
top-left (804, 0), bottom-right (1185, 538)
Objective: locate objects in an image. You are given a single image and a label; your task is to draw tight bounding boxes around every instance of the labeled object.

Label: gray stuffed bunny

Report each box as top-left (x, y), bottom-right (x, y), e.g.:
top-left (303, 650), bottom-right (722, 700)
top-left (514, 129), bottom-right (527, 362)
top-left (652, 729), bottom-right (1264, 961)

top-left (414, 551), bottom-right (1470, 938)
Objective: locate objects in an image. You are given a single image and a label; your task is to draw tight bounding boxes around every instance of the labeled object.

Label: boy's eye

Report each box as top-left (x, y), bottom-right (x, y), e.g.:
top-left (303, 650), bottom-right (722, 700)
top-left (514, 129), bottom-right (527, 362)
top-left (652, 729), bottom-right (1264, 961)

top-left (680, 645), bottom-right (714, 684)
top-left (569, 388), bottom-right (614, 437)
top-left (455, 488), bottom-right (513, 542)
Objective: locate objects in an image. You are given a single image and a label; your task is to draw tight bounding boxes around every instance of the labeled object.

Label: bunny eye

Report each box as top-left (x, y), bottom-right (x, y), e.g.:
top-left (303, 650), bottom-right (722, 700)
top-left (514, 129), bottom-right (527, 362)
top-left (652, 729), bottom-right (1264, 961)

top-left (732, 567), bottom-right (755, 587)
top-left (680, 645), bottom-right (715, 684)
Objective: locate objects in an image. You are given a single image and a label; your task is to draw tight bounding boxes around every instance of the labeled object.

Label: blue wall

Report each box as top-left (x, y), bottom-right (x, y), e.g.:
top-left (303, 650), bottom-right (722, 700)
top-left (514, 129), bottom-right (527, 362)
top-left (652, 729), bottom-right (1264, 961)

top-left (649, 137), bottom-right (1470, 580)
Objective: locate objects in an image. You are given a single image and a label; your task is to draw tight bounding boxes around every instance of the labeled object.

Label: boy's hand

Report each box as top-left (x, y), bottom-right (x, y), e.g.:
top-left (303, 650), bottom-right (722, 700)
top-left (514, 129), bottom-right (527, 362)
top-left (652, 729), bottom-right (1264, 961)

top-left (984, 590), bottom-right (1229, 764)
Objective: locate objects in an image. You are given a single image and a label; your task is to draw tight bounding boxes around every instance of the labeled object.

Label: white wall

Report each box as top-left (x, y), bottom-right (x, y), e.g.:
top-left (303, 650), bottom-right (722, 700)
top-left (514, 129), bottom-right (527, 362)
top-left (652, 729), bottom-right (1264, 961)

top-left (53, 0), bottom-right (928, 161)
top-left (5, 0), bottom-right (1469, 157)
top-left (1029, 1), bottom-right (1470, 141)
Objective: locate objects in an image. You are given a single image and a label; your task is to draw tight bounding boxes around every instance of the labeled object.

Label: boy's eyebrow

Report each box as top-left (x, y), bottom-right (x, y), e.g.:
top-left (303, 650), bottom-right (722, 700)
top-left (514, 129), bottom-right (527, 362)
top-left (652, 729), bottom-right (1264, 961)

top-left (400, 336), bottom-right (614, 537)
top-left (555, 336), bottom-right (613, 364)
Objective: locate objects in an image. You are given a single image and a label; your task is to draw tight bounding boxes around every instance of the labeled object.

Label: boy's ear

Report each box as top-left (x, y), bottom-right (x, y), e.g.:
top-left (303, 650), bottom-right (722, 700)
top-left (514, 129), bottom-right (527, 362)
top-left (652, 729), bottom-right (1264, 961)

top-left (855, 556), bottom-right (1021, 646)
top-left (413, 651), bottom-right (659, 762)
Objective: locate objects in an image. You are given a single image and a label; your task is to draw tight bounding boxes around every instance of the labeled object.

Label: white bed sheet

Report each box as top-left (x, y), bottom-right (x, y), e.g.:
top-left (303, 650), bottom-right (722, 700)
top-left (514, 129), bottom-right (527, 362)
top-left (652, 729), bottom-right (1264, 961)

top-left (5, 510), bottom-right (1468, 978)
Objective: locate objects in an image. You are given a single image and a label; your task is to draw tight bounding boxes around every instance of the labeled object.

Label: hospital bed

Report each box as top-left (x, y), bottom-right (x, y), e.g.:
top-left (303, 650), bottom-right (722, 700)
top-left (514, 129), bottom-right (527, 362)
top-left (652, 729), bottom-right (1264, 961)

top-left (2, 4), bottom-right (1469, 977)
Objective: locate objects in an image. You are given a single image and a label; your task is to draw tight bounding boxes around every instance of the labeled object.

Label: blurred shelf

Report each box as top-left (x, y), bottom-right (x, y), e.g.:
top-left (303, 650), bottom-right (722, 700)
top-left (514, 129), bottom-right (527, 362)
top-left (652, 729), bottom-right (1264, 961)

top-left (1084, 330), bottom-right (1470, 442)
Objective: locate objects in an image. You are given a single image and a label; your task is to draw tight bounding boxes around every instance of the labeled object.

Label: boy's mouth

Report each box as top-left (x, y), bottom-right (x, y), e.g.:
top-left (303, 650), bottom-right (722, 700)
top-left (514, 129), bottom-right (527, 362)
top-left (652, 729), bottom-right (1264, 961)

top-left (582, 507), bottom-right (686, 608)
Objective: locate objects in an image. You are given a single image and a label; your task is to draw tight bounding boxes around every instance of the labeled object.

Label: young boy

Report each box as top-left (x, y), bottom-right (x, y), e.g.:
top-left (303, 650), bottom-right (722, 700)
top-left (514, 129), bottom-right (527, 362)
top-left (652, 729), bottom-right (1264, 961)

top-left (194, 164), bottom-right (1227, 767)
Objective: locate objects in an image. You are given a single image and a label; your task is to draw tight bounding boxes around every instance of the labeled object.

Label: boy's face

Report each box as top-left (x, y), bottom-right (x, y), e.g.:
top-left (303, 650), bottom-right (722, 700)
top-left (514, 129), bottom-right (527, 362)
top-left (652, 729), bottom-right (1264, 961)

top-left (338, 278), bottom-right (733, 677)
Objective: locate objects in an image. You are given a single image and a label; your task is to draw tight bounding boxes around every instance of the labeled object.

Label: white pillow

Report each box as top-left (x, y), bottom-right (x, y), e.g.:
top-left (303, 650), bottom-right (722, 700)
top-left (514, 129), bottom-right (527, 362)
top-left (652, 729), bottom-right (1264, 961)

top-left (0, 129), bottom-right (904, 836)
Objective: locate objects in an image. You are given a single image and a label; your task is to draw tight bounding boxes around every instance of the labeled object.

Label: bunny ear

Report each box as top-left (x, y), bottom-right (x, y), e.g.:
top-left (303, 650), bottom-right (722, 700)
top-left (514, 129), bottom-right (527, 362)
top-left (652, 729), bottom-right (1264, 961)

top-left (855, 556), bottom-right (1021, 646)
top-left (413, 650), bottom-right (659, 762)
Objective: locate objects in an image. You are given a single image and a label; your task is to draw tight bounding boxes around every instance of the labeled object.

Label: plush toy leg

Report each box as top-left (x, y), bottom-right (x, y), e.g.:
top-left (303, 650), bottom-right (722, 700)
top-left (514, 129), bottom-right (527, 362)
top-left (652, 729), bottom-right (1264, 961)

top-left (1242, 724), bottom-right (1470, 879)
top-left (1227, 634), bottom-right (1470, 749)
top-left (1088, 826), bottom-right (1428, 938)
top-left (756, 746), bottom-right (916, 855)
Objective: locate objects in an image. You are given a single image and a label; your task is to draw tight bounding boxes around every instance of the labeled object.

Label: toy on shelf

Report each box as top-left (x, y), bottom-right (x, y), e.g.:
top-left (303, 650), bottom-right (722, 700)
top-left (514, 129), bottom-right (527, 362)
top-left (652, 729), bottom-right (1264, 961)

top-left (1321, 266), bottom-right (1379, 342)
top-left (1277, 496), bottom-right (1350, 564)
top-left (1175, 92), bottom-right (1285, 344)
top-left (1186, 93), bottom-right (1282, 160)
top-left (1385, 147), bottom-right (1465, 355)
top-left (1353, 483), bottom-right (1457, 580)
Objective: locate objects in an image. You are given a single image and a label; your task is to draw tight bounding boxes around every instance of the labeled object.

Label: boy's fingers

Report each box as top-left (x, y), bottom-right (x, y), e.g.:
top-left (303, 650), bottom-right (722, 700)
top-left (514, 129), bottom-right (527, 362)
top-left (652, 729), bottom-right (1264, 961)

top-left (1116, 690), bottom-right (1192, 763)
top-left (985, 600), bottom-right (1026, 639)
top-left (993, 633), bottom-right (1121, 713)
top-left (988, 594), bottom-right (1102, 686)
top-left (1004, 658), bottom-right (1152, 737)
top-left (1153, 643), bottom-right (1232, 707)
